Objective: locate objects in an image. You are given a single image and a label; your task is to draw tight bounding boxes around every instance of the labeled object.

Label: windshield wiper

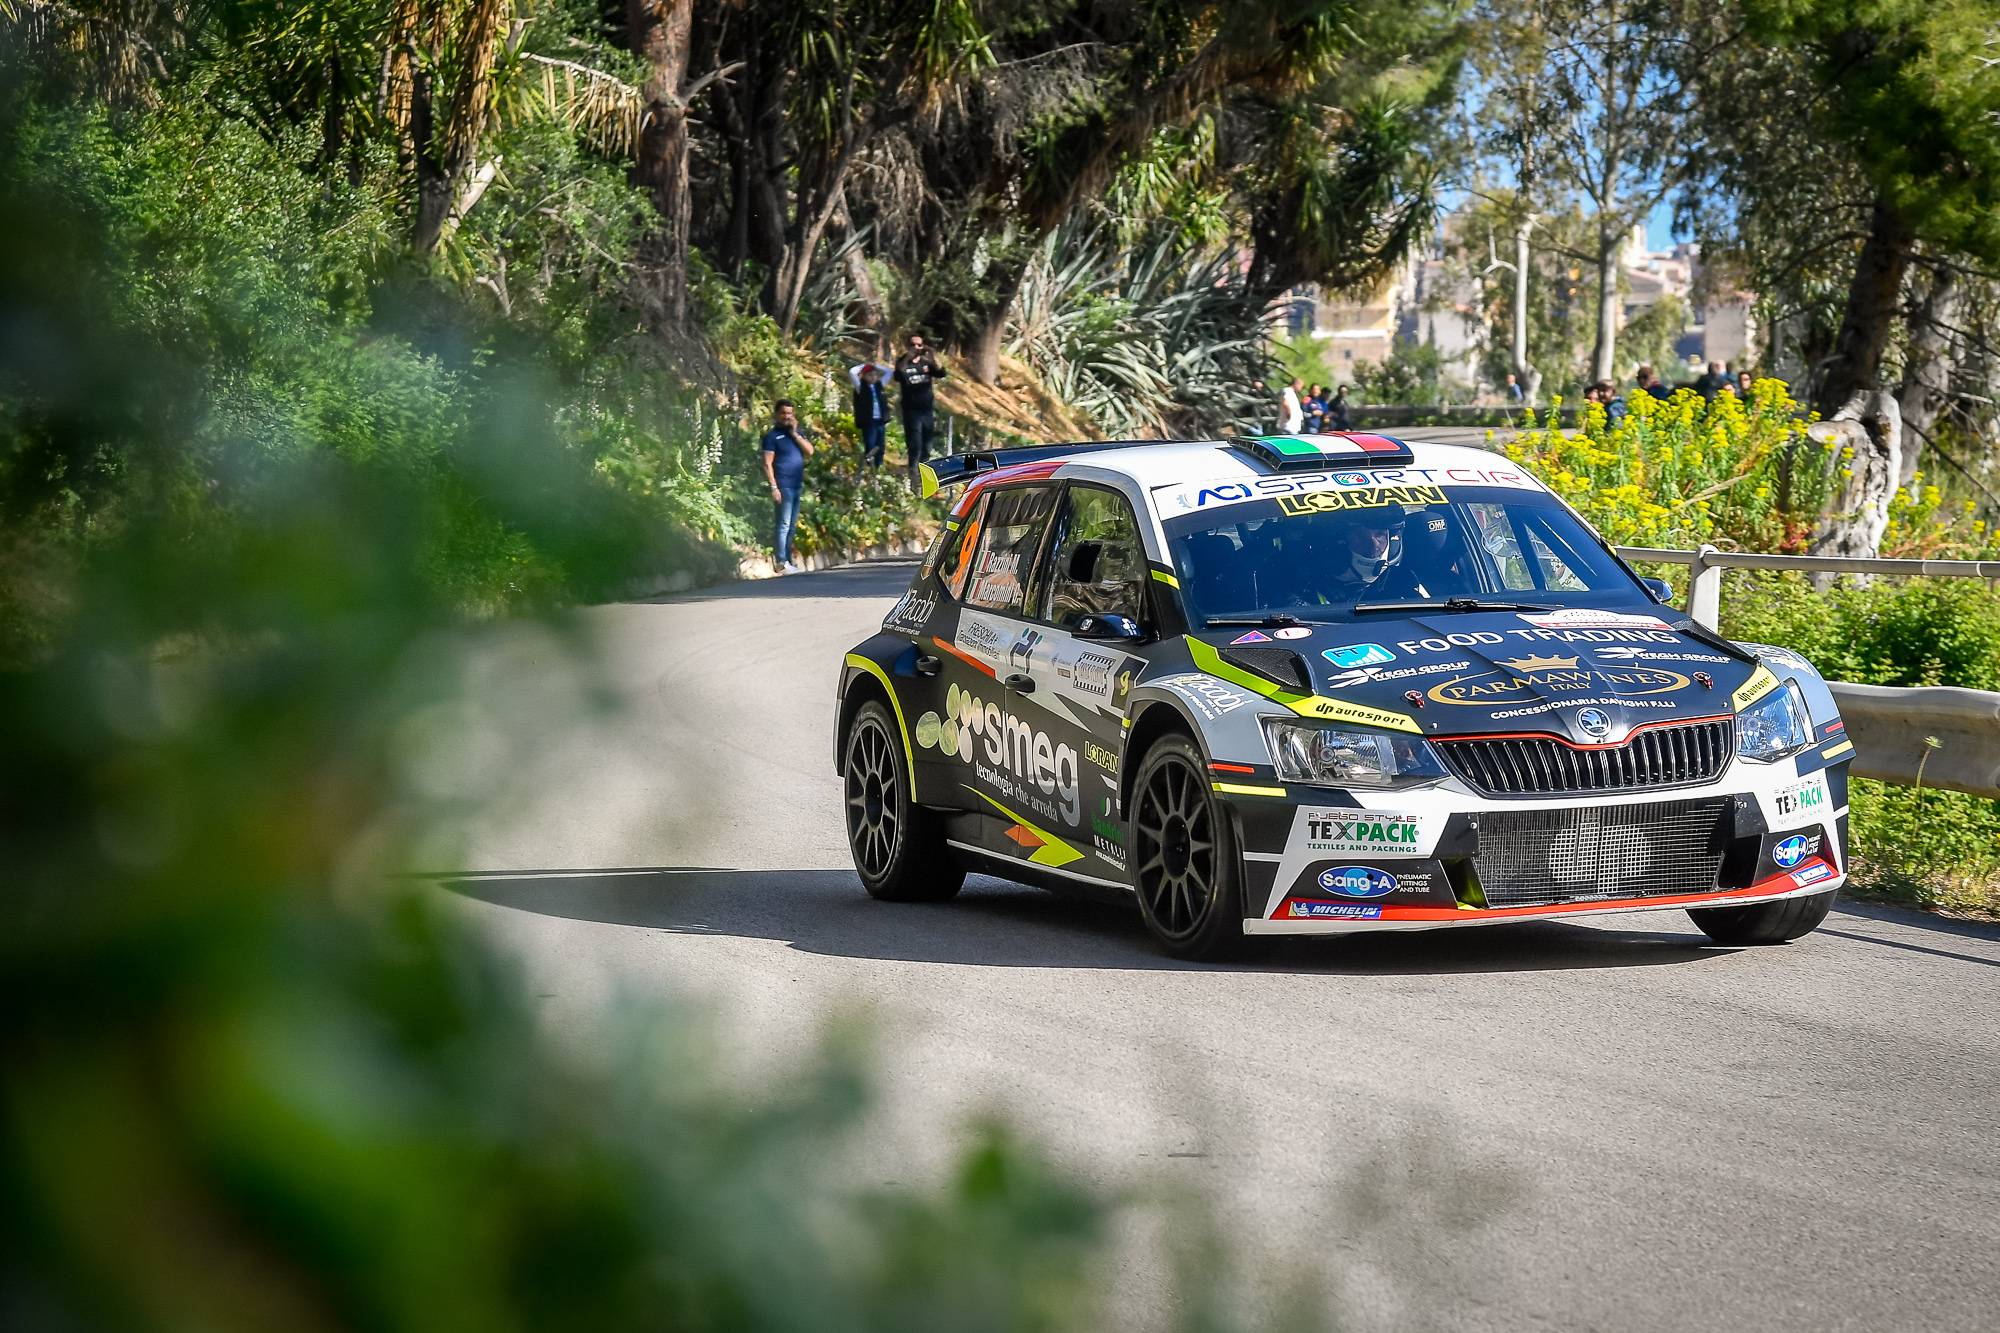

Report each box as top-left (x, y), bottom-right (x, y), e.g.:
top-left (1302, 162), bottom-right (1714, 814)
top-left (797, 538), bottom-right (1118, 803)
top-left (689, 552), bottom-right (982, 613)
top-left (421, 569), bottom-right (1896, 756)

top-left (1202, 613), bottom-right (1312, 629)
top-left (1348, 597), bottom-right (1558, 615)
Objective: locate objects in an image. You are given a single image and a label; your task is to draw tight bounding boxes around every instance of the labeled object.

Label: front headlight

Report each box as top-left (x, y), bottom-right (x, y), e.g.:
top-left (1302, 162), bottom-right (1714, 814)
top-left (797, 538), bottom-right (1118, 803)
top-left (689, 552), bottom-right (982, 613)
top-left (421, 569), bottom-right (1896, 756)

top-left (1737, 681), bottom-right (1811, 762)
top-left (1262, 719), bottom-right (1449, 788)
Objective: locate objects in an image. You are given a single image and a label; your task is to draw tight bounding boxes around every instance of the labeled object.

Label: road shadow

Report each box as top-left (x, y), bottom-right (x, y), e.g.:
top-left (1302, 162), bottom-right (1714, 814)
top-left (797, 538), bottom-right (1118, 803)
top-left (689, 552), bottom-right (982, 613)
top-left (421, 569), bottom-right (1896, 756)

top-left (436, 866), bottom-right (1740, 976)
top-left (639, 560), bottom-right (916, 605)
top-left (1818, 900), bottom-right (2000, 969)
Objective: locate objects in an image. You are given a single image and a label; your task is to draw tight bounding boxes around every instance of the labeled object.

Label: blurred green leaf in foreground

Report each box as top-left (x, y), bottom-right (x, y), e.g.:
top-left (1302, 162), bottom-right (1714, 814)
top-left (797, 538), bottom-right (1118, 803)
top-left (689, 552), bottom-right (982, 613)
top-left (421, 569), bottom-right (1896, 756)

top-left (0, 55), bottom-right (1342, 1333)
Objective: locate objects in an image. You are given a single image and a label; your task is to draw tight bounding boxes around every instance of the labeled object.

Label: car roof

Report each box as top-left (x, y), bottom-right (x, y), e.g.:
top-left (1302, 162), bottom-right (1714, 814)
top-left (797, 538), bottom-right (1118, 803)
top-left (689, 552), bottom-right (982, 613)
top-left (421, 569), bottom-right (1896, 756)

top-left (1053, 436), bottom-right (1532, 490)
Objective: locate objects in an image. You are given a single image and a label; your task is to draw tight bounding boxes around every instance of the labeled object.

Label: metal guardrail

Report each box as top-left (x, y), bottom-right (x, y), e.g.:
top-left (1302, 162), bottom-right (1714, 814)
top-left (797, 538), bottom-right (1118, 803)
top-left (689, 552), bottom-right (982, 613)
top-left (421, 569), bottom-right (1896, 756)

top-left (1615, 543), bottom-right (2000, 632)
top-left (1826, 683), bottom-right (2000, 799)
top-left (1613, 543), bottom-right (2000, 798)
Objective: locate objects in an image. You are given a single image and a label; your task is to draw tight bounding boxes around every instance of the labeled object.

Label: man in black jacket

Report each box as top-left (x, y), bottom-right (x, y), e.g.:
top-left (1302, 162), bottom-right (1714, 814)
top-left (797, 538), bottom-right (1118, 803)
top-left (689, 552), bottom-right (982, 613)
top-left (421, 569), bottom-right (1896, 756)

top-left (893, 333), bottom-right (947, 484)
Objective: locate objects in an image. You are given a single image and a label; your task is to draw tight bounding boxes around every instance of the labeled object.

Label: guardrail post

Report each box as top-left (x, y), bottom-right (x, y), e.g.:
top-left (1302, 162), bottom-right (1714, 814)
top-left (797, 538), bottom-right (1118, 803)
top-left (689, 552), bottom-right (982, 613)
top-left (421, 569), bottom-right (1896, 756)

top-left (1687, 544), bottom-right (1723, 629)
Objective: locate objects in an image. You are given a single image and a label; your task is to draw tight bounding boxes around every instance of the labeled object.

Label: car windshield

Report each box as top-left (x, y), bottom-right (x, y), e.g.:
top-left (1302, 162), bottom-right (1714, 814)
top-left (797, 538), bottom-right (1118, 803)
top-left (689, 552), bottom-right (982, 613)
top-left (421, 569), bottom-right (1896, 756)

top-left (1162, 483), bottom-right (1653, 626)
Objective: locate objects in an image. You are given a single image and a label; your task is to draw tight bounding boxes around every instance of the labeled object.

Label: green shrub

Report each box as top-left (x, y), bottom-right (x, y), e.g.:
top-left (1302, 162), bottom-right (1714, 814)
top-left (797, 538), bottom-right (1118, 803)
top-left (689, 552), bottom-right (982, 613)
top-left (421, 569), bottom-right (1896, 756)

top-left (1719, 572), bottom-right (2000, 691)
top-left (1847, 778), bottom-right (2000, 915)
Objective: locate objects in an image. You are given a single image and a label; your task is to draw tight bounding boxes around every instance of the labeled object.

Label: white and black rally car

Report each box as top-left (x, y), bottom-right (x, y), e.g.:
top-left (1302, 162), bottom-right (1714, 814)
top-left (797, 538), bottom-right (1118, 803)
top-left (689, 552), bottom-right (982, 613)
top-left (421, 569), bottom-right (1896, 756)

top-left (834, 433), bottom-right (1852, 959)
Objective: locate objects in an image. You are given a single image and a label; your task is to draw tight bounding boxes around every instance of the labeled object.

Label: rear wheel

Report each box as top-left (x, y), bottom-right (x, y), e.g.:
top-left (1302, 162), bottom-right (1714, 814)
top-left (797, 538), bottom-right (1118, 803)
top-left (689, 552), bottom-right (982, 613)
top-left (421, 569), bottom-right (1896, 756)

top-left (844, 699), bottom-right (963, 902)
top-left (1688, 889), bottom-right (1834, 945)
top-left (1131, 734), bottom-right (1247, 960)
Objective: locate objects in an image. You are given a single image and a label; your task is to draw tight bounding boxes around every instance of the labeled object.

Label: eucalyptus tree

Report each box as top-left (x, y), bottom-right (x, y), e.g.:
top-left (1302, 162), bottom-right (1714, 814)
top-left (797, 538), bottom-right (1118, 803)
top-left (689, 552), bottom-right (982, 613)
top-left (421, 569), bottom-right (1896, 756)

top-left (1734, 0), bottom-right (2000, 421)
top-left (1537, 0), bottom-right (1685, 385)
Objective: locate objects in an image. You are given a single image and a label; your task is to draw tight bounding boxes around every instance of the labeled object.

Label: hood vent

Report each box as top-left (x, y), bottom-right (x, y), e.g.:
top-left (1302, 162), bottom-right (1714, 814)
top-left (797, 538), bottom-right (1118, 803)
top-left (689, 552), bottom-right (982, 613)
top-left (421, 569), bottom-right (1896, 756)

top-left (1219, 646), bottom-right (1311, 692)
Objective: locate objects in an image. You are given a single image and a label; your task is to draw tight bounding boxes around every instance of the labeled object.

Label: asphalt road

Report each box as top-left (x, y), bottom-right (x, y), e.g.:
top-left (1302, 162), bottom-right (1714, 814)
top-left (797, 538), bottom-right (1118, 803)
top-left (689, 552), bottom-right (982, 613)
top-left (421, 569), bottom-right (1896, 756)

top-left (429, 560), bottom-right (2000, 1332)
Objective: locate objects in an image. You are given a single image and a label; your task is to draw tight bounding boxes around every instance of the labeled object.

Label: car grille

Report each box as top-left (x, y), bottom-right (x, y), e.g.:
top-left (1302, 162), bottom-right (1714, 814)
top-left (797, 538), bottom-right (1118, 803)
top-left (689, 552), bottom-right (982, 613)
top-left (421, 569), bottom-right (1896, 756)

top-left (1473, 797), bottom-right (1731, 908)
top-left (1436, 718), bottom-right (1733, 797)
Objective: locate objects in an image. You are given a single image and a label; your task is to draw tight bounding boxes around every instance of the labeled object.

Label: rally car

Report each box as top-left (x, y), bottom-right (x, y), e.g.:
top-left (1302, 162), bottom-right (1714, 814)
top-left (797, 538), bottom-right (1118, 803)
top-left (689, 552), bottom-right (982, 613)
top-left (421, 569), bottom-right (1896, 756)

top-left (833, 432), bottom-right (1851, 959)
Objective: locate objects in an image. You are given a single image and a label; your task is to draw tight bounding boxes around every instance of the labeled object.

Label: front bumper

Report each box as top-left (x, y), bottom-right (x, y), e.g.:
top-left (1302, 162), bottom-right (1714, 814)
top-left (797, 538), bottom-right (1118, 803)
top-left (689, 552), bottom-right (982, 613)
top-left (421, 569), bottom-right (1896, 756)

top-left (1219, 751), bottom-right (1850, 934)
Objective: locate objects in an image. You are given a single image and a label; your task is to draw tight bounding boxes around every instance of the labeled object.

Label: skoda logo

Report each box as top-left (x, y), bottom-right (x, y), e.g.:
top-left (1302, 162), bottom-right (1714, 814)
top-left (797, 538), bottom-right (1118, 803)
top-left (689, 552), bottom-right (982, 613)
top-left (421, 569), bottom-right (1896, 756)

top-left (1317, 866), bottom-right (1399, 899)
top-left (1577, 708), bottom-right (1612, 738)
top-left (1773, 834), bottom-right (1812, 868)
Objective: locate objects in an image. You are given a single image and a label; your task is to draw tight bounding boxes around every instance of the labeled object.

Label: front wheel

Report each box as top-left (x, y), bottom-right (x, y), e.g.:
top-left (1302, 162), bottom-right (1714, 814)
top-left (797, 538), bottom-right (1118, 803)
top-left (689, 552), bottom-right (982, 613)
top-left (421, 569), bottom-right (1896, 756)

top-left (1688, 889), bottom-right (1835, 945)
top-left (844, 699), bottom-right (963, 902)
top-left (1130, 734), bottom-right (1247, 960)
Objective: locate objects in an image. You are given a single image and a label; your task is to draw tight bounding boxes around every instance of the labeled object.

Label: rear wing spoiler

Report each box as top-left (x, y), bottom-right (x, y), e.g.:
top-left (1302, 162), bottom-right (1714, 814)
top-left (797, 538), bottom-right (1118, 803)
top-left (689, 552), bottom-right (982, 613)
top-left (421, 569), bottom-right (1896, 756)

top-left (915, 440), bottom-right (1161, 499)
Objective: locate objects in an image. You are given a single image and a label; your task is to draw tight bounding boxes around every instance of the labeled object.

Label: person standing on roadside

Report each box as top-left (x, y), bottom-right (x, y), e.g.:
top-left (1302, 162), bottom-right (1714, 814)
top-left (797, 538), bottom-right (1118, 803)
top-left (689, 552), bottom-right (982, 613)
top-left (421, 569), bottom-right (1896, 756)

top-left (1504, 371), bottom-right (1525, 405)
top-left (1693, 360), bottom-right (1728, 400)
top-left (1734, 368), bottom-right (1754, 400)
top-left (1327, 384), bottom-right (1352, 431)
top-left (1280, 378), bottom-right (1304, 432)
top-left (760, 400), bottom-right (813, 573)
top-left (893, 333), bottom-right (946, 484)
top-left (849, 358), bottom-right (893, 467)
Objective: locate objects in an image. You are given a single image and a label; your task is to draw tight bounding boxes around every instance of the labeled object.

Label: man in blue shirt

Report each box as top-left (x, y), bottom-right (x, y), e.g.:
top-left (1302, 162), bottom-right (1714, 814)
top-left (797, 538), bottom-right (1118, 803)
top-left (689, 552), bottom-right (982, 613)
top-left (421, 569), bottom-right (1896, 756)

top-left (760, 400), bottom-right (814, 573)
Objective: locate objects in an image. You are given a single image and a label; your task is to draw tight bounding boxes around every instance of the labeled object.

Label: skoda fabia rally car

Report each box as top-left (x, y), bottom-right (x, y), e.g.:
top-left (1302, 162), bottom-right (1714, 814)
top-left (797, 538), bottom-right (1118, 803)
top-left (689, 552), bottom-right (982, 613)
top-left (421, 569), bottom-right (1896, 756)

top-left (834, 432), bottom-right (1852, 959)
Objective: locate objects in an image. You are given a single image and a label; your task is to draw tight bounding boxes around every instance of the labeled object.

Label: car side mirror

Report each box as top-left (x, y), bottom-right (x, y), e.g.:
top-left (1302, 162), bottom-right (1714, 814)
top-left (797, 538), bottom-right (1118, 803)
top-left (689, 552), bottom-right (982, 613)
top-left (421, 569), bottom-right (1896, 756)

top-left (1075, 613), bottom-right (1143, 641)
top-left (1641, 577), bottom-right (1675, 604)
top-left (1065, 541), bottom-right (1102, 584)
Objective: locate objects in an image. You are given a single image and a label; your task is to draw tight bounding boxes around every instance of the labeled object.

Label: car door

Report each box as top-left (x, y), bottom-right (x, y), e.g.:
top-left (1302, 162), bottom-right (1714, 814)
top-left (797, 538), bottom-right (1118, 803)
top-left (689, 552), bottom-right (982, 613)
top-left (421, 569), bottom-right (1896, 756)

top-left (1026, 483), bottom-right (1152, 877)
top-left (918, 484), bottom-right (1062, 822)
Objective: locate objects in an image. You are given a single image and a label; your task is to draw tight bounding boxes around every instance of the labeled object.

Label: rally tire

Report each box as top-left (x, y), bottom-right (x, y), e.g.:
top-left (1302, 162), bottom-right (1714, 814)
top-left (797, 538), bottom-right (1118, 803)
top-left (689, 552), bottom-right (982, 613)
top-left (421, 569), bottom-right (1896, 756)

top-left (1687, 889), bottom-right (1835, 945)
top-left (844, 700), bottom-right (963, 902)
top-left (1130, 734), bottom-right (1248, 960)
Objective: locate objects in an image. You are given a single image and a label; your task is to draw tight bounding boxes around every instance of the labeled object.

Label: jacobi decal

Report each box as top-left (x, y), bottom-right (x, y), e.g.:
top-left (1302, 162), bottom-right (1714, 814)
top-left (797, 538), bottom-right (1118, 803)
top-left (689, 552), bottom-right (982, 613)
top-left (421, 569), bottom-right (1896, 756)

top-left (916, 683), bottom-right (1080, 825)
top-left (1273, 483), bottom-right (1446, 516)
top-left (885, 588), bottom-right (937, 632)
top-left (1152, 672), bottom-right (1249, 720)
top-left (1427, 653), bottom-right (1691, 706)
top-left (1164, 465), bottom-right (1537, 511)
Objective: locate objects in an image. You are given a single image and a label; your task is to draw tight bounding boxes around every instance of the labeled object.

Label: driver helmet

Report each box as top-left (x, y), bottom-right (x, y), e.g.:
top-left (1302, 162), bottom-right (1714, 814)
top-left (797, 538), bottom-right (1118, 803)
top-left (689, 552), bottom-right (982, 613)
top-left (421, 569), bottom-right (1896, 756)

top-left (1330, 508), bottom-right (1403, 582)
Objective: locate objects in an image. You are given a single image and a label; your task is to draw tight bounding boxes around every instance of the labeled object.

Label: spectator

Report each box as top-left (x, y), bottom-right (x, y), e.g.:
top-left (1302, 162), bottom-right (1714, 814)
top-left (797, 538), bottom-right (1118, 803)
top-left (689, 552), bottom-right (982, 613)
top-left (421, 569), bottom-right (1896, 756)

top-left (1734, 368), bottom-right (1754, 399)
top-left (760, 400), bottom-right (814, 573)
top-left (849, 358), bottom-right (893, 466)
top-left (1693, 360), bottom-right (1728, 400)
top-left (893, 333), bottom-right (947, 485)
top-left (1591, 379), bottom-right (1628, 426)
top-left (1280, 378), bottom-right (1303, 432)
top-left (1327, 384), bottom-right (1352, 431)
top-left (1504, 371), bottom-right (1525, 405)
top-left (1636, 364), bottom-right (1671, 400)
top-left (1303, 383), bottom-right (1326, 432)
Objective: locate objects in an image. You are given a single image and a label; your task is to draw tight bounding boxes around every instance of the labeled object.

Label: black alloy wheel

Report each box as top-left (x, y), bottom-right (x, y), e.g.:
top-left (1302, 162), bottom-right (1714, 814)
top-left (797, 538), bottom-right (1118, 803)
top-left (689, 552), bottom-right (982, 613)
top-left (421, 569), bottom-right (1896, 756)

top-left (844, 699), bottom-right (962, 902)
top-left (1131, 734), bottom-right (1246, 959)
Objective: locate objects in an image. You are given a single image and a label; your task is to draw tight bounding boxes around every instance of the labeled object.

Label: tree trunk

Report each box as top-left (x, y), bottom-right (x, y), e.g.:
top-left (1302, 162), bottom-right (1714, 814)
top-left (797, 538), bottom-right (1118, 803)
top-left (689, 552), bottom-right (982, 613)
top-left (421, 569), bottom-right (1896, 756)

top-left (1513, 218), bottom-right (1541, 405)
top-left (1815, 197), bottom-right (1914, 418)
top-left (632, 0), bottom-right (694, 328)
top-left (1590, 220), bottom-right (1619, 383)
top-left (410, 0), bottom-right (504, 255)
top-left (1808, 390), bottom-right (1903, 569)
top-left (1895, 267), bottom-right (1958, 488)
top-left (963, 258), bottom-right (1029, 387)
